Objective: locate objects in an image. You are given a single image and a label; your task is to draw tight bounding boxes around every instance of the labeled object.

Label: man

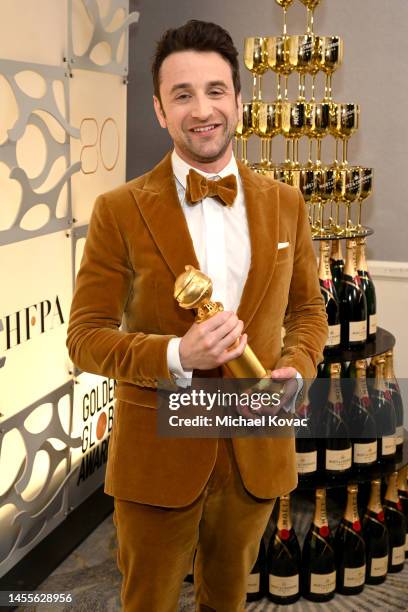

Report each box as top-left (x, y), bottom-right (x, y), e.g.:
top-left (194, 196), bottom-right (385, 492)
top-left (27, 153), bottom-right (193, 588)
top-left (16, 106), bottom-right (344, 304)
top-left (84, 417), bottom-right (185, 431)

top-left (66, 19), bottom-right (327, 612)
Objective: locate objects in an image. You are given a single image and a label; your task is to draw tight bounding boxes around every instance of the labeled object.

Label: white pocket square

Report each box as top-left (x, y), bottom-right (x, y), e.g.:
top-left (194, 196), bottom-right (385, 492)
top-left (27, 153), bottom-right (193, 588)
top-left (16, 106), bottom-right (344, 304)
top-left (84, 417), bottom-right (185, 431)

top-left (277, 241), bottom-right (289, 250)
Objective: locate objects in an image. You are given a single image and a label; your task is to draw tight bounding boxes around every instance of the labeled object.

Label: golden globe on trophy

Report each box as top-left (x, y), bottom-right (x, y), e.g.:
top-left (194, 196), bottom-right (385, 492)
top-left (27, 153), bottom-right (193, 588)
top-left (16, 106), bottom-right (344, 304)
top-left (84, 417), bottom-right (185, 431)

top-left (174, 265), bottom-right (267, 379)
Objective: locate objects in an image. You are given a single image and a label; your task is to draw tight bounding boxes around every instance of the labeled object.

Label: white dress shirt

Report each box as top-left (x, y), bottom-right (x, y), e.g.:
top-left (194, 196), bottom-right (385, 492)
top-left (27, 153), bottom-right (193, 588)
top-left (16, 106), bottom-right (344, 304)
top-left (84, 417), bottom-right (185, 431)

top-left (166, 149), bottom-right (301, 410)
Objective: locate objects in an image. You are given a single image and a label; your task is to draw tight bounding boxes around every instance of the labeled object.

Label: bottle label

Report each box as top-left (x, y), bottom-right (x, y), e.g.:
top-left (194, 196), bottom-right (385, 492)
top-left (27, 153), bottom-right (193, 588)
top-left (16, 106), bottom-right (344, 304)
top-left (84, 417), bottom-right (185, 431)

top-left (391, 545), bottom-right (405, 566)
top-left (349, 320), bottom-right (367, 343)
top-left (382, 435), bottom-right (396, 455)
top-left (370, 555), bottom-right (388, 577)
top-left (247, 572), bottom-right (260, 593)
top-left (269, 573), bottom-right (299, 597)
top-left (296, 450), bottom-right (317, 474)
top-left (344, 565), bottom-right (366, 587)
top-left (310, 571), bottom-right (336, 594)
top-left (325, 447), bottom-right (352, 471)
top-left (396, 425), bottom-right (404, 446)
top-left (327, 324), bottom-right (341, 347)
top-left (353, 441), bottom-right (377, 464)
top-left (369, 314), bottom-right (377, 335)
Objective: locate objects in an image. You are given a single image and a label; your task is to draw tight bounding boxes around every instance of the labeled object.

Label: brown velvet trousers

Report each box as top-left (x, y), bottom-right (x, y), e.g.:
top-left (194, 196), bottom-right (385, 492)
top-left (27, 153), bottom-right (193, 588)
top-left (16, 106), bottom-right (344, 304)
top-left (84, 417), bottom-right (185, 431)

top-left (113, 438), bottom-right (276, 611)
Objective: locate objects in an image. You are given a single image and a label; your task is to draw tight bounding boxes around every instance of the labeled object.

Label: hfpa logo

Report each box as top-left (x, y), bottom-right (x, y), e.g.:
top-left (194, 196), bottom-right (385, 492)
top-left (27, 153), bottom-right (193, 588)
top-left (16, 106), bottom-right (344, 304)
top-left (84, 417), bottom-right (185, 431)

top-left (0, 296), bottom-right (65, 368)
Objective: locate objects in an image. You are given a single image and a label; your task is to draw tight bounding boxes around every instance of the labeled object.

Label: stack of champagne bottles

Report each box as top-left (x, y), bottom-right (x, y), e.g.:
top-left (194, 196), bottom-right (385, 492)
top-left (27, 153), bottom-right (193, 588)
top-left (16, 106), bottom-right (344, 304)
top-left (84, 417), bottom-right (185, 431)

top-left (247, 471), bottom-right (408, 603)
top-left (319, 237), bottom-right (376, 352)
top-left (295, 349), bottom-right (404, 480)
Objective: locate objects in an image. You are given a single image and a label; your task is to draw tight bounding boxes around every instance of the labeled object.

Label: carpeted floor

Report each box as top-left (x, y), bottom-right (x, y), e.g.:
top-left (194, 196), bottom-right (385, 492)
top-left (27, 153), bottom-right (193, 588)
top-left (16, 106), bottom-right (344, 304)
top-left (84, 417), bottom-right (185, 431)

top-left (16, 491), bottom-right (408, 611)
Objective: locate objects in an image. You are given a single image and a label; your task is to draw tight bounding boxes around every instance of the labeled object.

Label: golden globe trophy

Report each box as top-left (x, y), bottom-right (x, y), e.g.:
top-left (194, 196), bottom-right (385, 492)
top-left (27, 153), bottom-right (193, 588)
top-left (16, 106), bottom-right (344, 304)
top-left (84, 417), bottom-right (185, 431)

top-left (174, 265), bottom-right (267, 379)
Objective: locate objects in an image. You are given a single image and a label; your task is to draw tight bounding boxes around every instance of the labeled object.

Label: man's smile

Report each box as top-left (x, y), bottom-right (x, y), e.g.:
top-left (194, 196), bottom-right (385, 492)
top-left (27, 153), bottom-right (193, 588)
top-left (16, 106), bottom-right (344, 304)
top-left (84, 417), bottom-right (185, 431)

top-left (189, 123), bottom-right (222, 134)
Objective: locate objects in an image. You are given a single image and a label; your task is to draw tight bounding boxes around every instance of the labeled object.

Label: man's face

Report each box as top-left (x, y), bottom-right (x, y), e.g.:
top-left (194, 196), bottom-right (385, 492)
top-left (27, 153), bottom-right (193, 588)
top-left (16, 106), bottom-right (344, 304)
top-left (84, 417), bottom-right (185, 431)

top-left (153, 50), bottom-right (242, 167)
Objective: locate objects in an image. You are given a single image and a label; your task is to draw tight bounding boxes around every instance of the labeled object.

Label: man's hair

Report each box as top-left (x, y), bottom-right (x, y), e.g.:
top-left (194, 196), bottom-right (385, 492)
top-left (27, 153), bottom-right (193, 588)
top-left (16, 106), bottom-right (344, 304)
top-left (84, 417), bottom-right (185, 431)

top-left (152, 20), bottom-right (241, 102)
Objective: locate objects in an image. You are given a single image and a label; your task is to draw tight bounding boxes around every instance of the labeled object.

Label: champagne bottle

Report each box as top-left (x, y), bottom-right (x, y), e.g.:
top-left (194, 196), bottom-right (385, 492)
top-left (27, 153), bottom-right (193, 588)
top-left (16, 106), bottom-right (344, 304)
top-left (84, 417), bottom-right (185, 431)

top-left (344, 359), bottom-right (358, 404)
top-left (324, 363), bottom-right (352, 475)
top-left (339, 239), bottom-right (367, 349)
top-left (247, 538), bottom-right (267, 601)
top-left (267, 495), bottom-right (301, 604)
top-left (371, 356), bottom-right (396, 461)
top-left (356, 237), bottom-right (377, 340)
top-left (335, 484), bottom-right (366, 594)
top-left (295, 381), bottom-right (317, 478)
top-left (330, 239), bottom-right (344, 298)
top-left (397, 467), bottom-right (408, 558)
top-left (318, 240), bottom-right (341, 351)
top-left (348, 359), bottom-right (377, 468)
top-left (385, 350), bottom-right (404, 450)
top-left (366, 357), bottom-right (376, 396)
top-left (363, 479), bottom-right (389, 584)
top-left (384, 472), bottom-right (406, 572)
top-left (302, 488), bottom-right (336, 602)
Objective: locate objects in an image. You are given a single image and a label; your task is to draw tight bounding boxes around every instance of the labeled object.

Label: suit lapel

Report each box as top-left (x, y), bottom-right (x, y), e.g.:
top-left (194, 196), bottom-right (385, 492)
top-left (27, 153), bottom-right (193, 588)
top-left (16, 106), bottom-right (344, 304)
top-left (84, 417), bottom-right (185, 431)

top-left (236, 162), bottom-right (280, 329)
top-left (130, 153), bottom-right (280, 330)
top-left (130, 152), bottom-right (200, 280)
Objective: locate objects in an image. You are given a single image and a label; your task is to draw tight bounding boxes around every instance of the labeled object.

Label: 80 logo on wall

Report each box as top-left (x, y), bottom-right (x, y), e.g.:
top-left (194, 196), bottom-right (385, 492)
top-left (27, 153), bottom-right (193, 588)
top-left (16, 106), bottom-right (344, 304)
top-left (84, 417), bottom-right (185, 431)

top-left (80, 117), bottom-right (120, 174)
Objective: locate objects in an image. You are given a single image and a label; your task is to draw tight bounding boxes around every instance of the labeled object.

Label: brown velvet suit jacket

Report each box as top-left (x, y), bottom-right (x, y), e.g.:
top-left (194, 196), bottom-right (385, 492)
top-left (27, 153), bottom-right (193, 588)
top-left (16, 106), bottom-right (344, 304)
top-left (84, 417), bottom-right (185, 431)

top-left (66, 152), bottom-right (328, 507)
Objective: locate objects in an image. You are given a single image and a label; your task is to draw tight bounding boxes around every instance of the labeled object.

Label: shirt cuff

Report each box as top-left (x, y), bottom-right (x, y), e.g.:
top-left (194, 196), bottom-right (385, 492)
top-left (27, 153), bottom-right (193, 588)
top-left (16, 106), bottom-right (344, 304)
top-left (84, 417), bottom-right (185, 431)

top-left (167, 337), bottom-right (193, 388)
top-left (282, 370), bottom-right (303, 413)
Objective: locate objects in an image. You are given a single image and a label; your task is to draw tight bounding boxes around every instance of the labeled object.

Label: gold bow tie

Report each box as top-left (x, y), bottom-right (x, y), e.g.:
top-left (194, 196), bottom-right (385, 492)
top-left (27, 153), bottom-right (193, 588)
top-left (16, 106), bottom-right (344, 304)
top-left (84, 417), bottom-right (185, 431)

top-left (185, 168), bottom-right (237, 207)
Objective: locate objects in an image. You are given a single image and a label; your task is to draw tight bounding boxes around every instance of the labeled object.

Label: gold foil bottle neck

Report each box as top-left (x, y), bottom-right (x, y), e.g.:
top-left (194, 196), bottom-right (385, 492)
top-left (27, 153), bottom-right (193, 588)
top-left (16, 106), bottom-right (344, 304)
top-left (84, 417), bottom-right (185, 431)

top-left (374, 357), bottom-right (385, 377)
top-left (277, 494), bottom-right (292, 531)
top-left (330, 239), bottom-right (343, 261)
top-left (367, 479), bottom-right (383, 514)
top-left (328, 363), bottom-right (342, 404)
top-left (355, 359), bottom-right (367, 377)
top-left (356, 237), bottom-right (368, 273)
top-left (397, 467), bottom-right (408, 493)
top-left (344, 484), bottom-right (360, 524)
top-left (318, 240), bottom-right (332, 281)
top-left (385, 472), bottom-right (399, 504)
top-left (344, 239), bottom-right (357, 277)
top-left (330, 362), bottom-right (341, 377)
top-left (384, 350), bottom-right (395, 379)
top-left (314, 488), bottom-right (328, 528)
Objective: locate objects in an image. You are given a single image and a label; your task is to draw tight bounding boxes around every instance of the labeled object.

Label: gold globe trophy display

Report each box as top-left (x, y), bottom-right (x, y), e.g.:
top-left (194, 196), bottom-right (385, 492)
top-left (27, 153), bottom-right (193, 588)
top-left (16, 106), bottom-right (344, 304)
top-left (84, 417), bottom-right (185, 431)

top-left (174, 265), bottom-right (267, 379)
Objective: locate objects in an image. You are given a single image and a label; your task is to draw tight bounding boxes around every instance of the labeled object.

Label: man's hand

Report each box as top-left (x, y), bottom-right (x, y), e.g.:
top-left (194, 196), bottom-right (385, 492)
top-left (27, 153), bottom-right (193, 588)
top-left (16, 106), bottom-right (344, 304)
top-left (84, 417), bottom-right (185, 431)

top-left (237, 366), bottom-right (299, 418)
top-left (179, 311), bottom-right (247, 371)
top-left (268, 367), bottom-right (299, 413)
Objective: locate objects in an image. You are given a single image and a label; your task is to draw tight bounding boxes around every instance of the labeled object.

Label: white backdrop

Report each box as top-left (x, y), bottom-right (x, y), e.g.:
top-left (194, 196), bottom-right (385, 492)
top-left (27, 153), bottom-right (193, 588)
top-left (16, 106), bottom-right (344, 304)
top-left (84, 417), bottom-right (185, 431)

top-left (0, 0), bottom-right (138, 577)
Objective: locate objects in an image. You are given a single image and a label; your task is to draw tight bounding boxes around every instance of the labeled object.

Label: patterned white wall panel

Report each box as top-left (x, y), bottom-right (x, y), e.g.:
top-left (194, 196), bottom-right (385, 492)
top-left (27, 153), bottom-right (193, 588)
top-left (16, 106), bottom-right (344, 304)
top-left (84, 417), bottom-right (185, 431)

top-left (69, 69), bottom-right (126, 224)
top-left (0, 382), bottom-right (80, 577)
top-left (0, 0), bottom-right (138, 576)
top-left (0, 231), bottom-right (73, 420)
top-left (0, 0), bottom-right (66, 66)
top-left (0, 59), bottom-right (80, 246)
top-left (67, 0), bottom-right (139, 76)
top-left (68, 372), bottom-right (116, 510)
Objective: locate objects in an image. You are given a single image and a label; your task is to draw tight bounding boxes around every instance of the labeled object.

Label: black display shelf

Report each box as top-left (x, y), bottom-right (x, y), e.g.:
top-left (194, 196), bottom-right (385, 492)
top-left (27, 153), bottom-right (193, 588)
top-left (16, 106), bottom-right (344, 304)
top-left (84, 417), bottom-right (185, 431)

top-left (322, 327), bottom-right (396, 364)
top-left (297, 434), bottom-right (408, 491)
top-left (312, 225), bottom-right (374, 241)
